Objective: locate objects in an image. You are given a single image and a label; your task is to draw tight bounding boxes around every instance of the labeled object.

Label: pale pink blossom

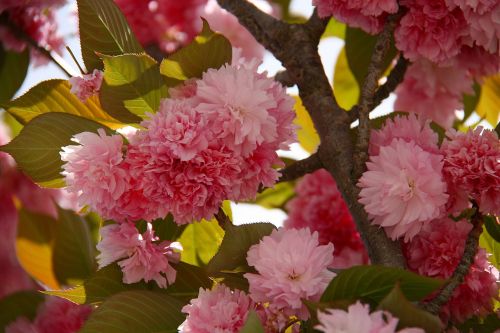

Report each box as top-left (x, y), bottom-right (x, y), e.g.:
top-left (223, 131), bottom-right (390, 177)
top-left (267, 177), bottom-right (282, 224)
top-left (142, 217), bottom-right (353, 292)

top-left (245, 228), bottom-right (335, 319)
top-left (181, 284), bottom-right (254, 333)
top-left (202, 0), bottom-right (272, 60)
top-left (34, 297), bottom-right (92, 333)
top-left (316, 301), bottom-right (425, 333)
top-left (255, 305), bottom-right (297, 333)
top-left (441, 127), bottom-right (500, 215)
top-left (60, 129), bottom-right (130, 221)
top-left (96, 222), bottom-right (180, 288)
top-left (395, 0), bottom-right (468, 63)
top-left (358, 139), bottom-right (448, 241)
top-left (115, 0), bottom-right (207, 53)
top-left (313, 0), bottom-right (398, 34)
top-left (369, 114), bottom-right (439, 156)
top-left (285, 169), bottom-right (368, 268)
top-left (456, 45), bottom-right (500, 80)
top-left (395, 59), bottom-right (473, 128)
top-left (69, 69), bottom-right (104, 102)
top-left (403, 218), bottom-right (498, 323)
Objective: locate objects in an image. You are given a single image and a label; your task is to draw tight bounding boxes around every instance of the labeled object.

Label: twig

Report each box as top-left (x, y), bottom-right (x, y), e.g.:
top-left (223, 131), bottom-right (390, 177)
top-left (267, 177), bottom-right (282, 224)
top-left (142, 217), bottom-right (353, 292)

top-left (278, 152), bottom-right (322, 183)
top-left (421, 207), bottom-right (484, 315)
top-left (349, 56), bottom-right (409, 123)
top-left (352, 12), bottom-right (403, 180)
top-left (0, 13), bottom-right (76, 77)
top-left (275, 70), bottom-right (295, 87)
top-left (214, 207), bottom-right (232, 229)
top-left (66, 46), bottom-right (86, 75)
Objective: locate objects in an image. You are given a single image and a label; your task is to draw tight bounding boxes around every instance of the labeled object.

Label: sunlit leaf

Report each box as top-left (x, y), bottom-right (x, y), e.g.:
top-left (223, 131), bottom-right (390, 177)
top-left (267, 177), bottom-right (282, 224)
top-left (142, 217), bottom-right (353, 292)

top-left (2, 80), bottom-right (123, 129)
top-left (0, 113), bottom-right (113, 186)
top-left (293, 96), bottom-right (320, 153)
top-left (100, 53), bottom-right (167, 122)
top-left (160, 19), bottom-right (232, 82)
top-left (462, 82), bottom-right (481, 122)
top-left (77, 0), bottom-right (143, 71)
top-left (178, 219), bottom-right (224, 266)
top-left (322, 18), bottom-right (346, 39)
top-left (240, 311), bottom-right (265, 333)
top-left (476, 74), bottom-right (500, 127)
top-left (254, 182), bottom-right (295, 210)
top-left (333, 48), bottom-right (359, 110)
top-left (479, 225), bottom-right (500, 270)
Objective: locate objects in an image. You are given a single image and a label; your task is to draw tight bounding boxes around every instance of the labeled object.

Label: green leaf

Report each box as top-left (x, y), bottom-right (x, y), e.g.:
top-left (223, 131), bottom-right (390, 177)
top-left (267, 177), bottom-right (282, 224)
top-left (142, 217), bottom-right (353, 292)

top-left (100, 53), bottom-right (167, 122)
top-left (0, 113), bottom-right (113, 186)
top-left (3, 79), bottom-right (123, 129)
top-left (136, 215), bottom-right (187, 242)
top-left (178, 219), bottom-right (224, 266)
top-left (160, 19), bottom-right (232, 82)
top-left (78, 291), bottom-right (185, 333)
top-left (77, 0), bottom-right (143, 71)
top-left (208, 223), bottom-right (276, 274)
top-left (293, 96), bottom-right (320, 153)
top-left (462, 82), bottom-right (481, 122)
top-left (0, 47), bottom-right (29, 102)
top-left (0, 291), bottom-right (45, 333)
top-left (240, 311), bottom-right (265, 333)
top-left (322, 18), bottom-right (346, 39)
top-left (16, 209), bottom-right (60, 289)
top-left (345, 27), bottom-right (397, 88)
top-left (476, 74), bottom-right (500, 127)
top-left (479, 226), bottom-right (500, 270)
top-left (45, 264), bottom-right (146, 305)
top-left (320, 265), bottom-right (446, 304)
top-left (377, 284), bottom-right (442, 333)
top-left (484, 215), bottom-right (500, 243)
top-left (255, 182), bottom-right (295, 210)
top-left (456, 313), bottom-right (500, 333)
top-left (53, 207), bottom-right (96, 286)
top-left (165, 262), bottom-right (212, 301)
top-left (333, 48), bottom-right (359, 110)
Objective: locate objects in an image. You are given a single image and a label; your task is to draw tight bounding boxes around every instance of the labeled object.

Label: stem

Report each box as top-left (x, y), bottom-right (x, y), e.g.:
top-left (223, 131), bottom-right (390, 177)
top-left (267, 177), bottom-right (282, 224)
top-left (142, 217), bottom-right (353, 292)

top-left (0, 12), bottom-right (76, 77)
top-left (65, 46), bottom-right (86, 75)
top-left (278, 153), bottom-right (322, 183)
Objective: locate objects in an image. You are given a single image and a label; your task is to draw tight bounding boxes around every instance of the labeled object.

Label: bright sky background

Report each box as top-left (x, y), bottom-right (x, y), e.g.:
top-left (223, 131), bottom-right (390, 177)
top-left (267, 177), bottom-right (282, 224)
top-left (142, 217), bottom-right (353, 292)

top-left (10, 0), bottom-right (489, 227)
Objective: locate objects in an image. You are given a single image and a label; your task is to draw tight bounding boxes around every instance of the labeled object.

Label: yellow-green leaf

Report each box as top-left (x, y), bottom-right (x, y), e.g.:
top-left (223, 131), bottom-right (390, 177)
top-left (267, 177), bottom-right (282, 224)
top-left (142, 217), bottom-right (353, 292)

top-left (333, 48), bottom-right (359, 110)
top-left (293, 96), bottom-right (320, 153)
top-left (178, 219), bottom-right (224, 266)
top-left (77, 0), bottom-right (143, 71)
top-left (476, 74), bottom-right (500, 127)
top-left (0, 113), bottom-right (112, 186)
top-left (3, 79), bottom-right (123, 129)
top-left (100, 53), bottom-right (167, 122)
top-left (160, 19), bottom-right (232, 82)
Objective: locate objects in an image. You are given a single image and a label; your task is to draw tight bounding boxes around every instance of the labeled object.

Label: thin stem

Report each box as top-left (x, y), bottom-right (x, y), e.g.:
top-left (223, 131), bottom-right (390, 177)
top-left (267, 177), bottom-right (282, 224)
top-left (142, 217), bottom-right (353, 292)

top-left (278, 152), bottom-right (322, 183)
top-left (66, 46), bottom-right (86, 75)
top-left (0, 13), bottom-right (76, 77)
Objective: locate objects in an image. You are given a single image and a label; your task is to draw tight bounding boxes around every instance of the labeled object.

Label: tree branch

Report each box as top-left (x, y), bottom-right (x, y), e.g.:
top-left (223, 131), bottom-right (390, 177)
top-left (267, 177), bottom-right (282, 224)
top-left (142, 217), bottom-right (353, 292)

top-left (349, 56), bottom-right (409, 123)
top-left (421, 208), bottom-right (484, 315)
top-left (352, 12), bottom-right (403, 179)
top-left (0, 13), bottom-right (76, 77)
top-left (275, 70), bottom-right (295, 87)
top-left (278, 153), bottom-right (322, 183)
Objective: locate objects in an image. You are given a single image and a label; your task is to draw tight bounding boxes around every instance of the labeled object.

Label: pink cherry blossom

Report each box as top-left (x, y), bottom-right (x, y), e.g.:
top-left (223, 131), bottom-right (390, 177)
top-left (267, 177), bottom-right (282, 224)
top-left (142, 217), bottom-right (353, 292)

top-left (403, 218), bottom-right (498, 323)
top-left (69, 69), bottom-right (104, 102)
top-left (358, 138), bottom-right (448, 241)
top-left (395, 0), bottom-right (468, 63)
top-left (5, 317), bottom-right (39, 333)
top-left (96, 222), bottom-right (180, 288)
top-left (202, 0), bottom-right (272, 60)
top-left (395, 59), bottom-right (473, 128)
top-left (114, 0), bottom-right (207, 53)
top-left (316, 301), bottom-right (425, 333)
top-left (285, 169), bottom-right (368, 268)
top-left (441, 127), bottom-right (500, 215)
top-left (34, 297), bottom-right (92, 333)
top-left (456, 45), bottom-right (500, 80)
top-left (181, 284), bottom-right (254, 333)
top-left (245, 228), bottom-right (335, 319)
top-left (60, 129), bottom-right (130, 221)
top-left (369, 113), bottom-right (439, 156)
top-left (313, 0), bottom-right (398, 34)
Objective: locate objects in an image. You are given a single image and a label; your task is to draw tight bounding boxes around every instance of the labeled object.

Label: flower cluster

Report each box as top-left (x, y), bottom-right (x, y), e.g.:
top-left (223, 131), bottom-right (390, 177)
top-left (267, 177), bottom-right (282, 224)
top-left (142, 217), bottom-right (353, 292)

top-left (5, 297), bottom-right (91, 333)
top-left (358, 114), bottom-right (448, 241)
top-left (61, 58), bottom-right (295, 224)
top-left (69, 70), bottom-right (104, 102)
top-left (314, 0), bottom-right (499, 128)
top-left (245, 228), bottom-right (335, 320)
top-left (0, 0), bottom-right (65, 65)
top-left (96, 222), bottom-right (181, 288)
top-left (316, 301), bottom-right (425, 333)
top-left (285, 169), bottom-right (368, 268)
top-left (403, 218), bottom-right (498, 323)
